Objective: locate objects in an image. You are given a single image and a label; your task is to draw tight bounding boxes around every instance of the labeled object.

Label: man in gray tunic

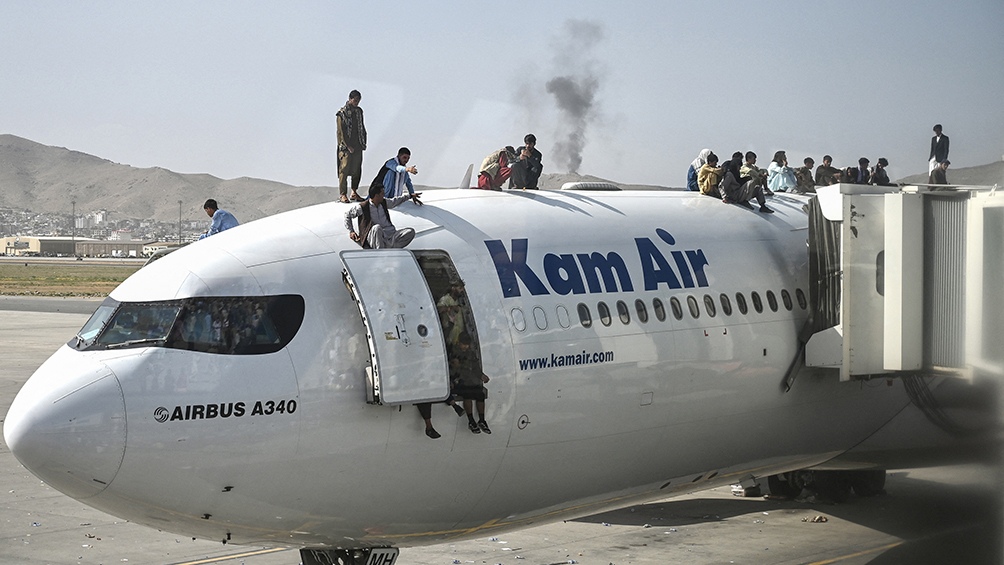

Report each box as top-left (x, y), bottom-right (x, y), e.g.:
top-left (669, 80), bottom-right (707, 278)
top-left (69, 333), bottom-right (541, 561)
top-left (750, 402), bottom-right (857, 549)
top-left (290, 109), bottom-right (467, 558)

top-left (344, 184), bottom-right (423, 249)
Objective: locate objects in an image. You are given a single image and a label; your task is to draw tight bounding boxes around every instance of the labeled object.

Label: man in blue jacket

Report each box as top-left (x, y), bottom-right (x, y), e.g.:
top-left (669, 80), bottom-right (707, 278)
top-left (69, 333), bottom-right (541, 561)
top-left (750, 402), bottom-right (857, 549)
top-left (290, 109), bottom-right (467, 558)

top-left (198, 199), bottom-right (240, 240)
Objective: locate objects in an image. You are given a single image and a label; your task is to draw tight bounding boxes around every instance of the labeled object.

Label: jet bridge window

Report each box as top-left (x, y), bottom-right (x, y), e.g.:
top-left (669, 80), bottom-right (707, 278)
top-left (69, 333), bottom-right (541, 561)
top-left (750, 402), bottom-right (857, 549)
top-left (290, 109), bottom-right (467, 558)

top-left (72, 295), bottom-right (305, 354)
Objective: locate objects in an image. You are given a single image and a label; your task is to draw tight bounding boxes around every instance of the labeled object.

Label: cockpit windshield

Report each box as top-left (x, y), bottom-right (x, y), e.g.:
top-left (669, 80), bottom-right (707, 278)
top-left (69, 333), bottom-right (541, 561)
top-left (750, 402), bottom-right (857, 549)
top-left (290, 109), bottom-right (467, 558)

top-left (70, 295), bottom-right (305, 355)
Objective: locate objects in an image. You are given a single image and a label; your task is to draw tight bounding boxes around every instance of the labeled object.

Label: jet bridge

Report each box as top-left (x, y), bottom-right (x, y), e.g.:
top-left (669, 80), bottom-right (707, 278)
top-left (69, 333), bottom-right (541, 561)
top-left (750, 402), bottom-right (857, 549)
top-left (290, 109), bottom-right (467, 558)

top-left (804, 183), bottom-right (1004, 382)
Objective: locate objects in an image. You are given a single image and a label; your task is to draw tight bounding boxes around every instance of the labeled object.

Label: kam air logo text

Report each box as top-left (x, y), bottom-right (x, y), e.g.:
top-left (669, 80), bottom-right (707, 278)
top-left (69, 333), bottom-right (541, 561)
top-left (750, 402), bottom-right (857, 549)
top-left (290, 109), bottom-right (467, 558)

top-left (485, 229), bottom-right (709, 298)
top-left (153, 399), bottom-right (297, 423)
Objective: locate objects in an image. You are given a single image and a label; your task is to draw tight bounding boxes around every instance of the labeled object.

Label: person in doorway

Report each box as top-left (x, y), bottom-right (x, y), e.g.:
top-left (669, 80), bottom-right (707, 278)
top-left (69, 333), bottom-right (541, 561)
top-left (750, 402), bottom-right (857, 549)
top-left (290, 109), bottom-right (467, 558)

top-left (509, 134), bottom-right (544, 189)
top-left (335, 89), bottom-right (367, 203)
top-left (451, 332), bottom-right (491, 434)
top-left (198, 199), bottom-right (239, 240)
top-left (437, 281), bottom-right (468, 418)
top-left (344, 184), bottom-right (422, 249)
top-left (415, 403), bottom-right (441, 439)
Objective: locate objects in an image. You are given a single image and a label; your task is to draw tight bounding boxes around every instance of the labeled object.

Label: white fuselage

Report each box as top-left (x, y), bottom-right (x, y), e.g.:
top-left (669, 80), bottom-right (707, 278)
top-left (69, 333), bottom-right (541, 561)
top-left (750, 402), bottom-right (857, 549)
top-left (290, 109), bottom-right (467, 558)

top-left (5, 189), bottom-right (939, 549)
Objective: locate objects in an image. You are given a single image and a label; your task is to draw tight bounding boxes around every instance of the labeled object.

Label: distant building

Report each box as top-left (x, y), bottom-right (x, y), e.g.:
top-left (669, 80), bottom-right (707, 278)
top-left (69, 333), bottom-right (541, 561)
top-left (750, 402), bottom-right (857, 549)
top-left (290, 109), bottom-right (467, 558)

top-left (1, 236), bottom-right (94, 256)
top-left (75, 240), bottom-right (151, 258)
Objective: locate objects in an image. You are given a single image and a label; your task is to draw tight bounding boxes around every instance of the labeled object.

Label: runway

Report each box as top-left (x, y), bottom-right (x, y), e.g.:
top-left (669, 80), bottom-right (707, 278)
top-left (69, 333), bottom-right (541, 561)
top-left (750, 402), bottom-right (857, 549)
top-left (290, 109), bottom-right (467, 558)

top-left (1, 298), bottom-right (1000, 564)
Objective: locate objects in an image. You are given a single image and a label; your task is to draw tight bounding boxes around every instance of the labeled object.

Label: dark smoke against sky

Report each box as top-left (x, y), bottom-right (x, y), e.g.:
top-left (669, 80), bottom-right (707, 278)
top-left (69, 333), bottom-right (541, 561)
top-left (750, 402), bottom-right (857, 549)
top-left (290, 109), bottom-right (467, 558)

top-left (545, 20), bottom-right (605, 174)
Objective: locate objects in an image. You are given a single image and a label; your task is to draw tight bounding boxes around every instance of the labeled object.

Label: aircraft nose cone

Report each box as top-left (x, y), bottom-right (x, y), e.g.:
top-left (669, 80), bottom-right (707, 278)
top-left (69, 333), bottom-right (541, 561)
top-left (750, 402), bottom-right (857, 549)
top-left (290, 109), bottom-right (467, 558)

top-left (4, 348), bottom-right (126, 499)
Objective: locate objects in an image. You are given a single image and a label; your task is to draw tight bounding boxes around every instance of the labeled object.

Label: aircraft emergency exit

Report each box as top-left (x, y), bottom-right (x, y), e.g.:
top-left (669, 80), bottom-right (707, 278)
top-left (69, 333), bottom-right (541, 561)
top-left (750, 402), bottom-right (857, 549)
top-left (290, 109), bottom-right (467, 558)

top-left (4, 185), bottom-right (998, 564)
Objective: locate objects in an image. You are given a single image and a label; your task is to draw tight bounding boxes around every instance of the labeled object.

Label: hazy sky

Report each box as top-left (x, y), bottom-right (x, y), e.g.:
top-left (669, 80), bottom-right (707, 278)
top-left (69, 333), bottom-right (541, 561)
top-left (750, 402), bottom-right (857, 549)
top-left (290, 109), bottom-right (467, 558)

top-left (2, 1), bottom-right (1003, 188)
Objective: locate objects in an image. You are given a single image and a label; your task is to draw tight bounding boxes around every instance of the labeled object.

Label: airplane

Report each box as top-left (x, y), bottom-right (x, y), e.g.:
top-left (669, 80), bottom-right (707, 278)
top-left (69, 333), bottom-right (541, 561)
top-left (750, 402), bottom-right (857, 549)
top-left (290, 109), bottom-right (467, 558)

top-left (4, 182), bottom-right (998, 564)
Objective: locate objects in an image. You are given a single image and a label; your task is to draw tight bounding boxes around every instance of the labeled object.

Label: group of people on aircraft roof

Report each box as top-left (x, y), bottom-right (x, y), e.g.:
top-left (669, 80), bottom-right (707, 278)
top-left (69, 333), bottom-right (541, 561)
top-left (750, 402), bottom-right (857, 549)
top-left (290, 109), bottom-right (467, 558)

top-left (685, 124), bottom-right (953, 202)
top-left (475, 133), bottom-right (544, 191)
top-left (687, 149), bottom-right (900, 209)
top-left (334, 88), bottom-right (546, 249)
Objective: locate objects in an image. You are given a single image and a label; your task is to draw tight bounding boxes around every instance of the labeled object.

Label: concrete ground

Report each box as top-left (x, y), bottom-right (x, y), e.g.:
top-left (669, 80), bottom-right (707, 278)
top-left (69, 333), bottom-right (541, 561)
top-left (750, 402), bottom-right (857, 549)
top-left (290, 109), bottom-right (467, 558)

top-left (1, 298), bottom-right (1001, 565)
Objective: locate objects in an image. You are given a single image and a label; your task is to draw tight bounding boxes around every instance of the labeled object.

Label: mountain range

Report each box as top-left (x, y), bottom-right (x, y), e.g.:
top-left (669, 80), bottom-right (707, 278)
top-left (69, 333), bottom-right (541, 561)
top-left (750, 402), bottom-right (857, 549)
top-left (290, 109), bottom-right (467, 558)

top-left (1, 134), bottom-right (1001, 224)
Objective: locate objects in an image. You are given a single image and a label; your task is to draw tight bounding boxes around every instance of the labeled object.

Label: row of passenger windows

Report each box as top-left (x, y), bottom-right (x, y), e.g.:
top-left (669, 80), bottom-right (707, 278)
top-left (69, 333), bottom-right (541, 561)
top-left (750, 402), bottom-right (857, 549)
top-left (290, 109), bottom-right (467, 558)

top-left (577, 288), bottom-right (807, 328)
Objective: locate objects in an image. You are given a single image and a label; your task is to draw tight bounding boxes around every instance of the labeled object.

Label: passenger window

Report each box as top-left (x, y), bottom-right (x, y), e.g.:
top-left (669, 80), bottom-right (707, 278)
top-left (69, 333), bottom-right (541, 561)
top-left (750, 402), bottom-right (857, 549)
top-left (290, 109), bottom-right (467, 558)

top-left (766, 290), bottom-right (778, 312)
top-left (735, 292), bottom-right (748, 315)
top-left (720, 293), bottom-right (732, 316)
top-left (687, 295), bottom-right (700, 319)
top-left (617, 300), bottom-right (630, 324)
top-left (796, 288), bottom-right (807, 310)
top-left (670, 297), bottom-right (684, 320)
top-left (597, 302), bottom-right (612, 326)
top-left (781, 289), bottom-right (793, 311)
top-left (751, 291), bottom-right (763, 313)
top-left (703, 294), bottom-right (716, 317)
top-left (577, 303), bottom-right (592, 328)
top-left (532, 306), bottom-right (548, 330)
top-left (556, 305), bottom-right (571, 328)
top-left (635, 299), bottom-right (649, 323)
top-left (653, 298), bottom-right (666, 322)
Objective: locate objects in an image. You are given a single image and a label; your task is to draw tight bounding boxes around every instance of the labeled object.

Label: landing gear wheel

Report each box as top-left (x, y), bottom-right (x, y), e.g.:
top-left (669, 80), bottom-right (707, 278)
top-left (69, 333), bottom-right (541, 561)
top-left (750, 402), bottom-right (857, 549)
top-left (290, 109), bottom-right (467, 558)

top-left (848, 470), bottom-right (886, 497)
top-left (810, 471), bottom-right (852, 503)
top-left (767, 472), bottom-right (804, 499)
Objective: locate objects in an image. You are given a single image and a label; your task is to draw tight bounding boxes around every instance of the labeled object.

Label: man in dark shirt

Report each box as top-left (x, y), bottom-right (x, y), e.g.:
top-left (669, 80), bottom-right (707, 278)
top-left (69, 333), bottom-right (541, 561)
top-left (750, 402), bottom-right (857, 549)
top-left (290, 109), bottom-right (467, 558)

top-left (929, 124), bottom-right (949, 175)
top-left (929, 160), bottom-right (950, 185)
top-left (509, 133), bottom-right (544, 190)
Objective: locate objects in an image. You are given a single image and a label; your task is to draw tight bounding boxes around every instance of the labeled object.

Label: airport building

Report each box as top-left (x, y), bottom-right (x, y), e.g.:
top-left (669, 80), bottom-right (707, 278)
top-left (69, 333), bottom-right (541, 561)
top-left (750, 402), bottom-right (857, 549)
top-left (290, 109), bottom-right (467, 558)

top-left (74, 240), bottom-right (151, 258)
top-left (1, 236), bottom-right (93, 257)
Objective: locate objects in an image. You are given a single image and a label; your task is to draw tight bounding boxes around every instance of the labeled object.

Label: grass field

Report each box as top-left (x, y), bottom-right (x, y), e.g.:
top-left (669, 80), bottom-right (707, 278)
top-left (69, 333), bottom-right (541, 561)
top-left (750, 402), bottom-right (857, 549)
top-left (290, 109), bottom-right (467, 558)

top-left (0, 261), bottom-right (142, 296)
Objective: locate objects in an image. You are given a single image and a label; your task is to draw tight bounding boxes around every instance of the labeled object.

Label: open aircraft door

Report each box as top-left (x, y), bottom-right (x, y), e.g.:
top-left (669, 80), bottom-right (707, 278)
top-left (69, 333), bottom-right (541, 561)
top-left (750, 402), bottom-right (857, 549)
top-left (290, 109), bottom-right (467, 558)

top-left (340, 250), bottom-right (450, 405)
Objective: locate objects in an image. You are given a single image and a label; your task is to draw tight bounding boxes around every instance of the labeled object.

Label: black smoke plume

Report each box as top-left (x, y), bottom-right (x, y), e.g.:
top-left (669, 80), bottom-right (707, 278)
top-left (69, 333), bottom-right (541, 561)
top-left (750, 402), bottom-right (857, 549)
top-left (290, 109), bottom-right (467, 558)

top-left (546, 20), bottom-right (604, 174)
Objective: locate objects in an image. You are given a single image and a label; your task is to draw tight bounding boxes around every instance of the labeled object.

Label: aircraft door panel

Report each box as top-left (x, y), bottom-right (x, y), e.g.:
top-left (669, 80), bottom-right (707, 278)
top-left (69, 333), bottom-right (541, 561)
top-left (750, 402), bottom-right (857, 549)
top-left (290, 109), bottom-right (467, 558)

top-left (340, 250), bottom-right (450, 406)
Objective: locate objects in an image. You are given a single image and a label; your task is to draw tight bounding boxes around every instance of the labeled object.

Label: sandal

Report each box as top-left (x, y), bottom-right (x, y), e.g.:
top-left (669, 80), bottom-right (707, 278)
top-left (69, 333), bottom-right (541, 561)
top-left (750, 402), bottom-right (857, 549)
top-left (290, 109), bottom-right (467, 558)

top-left (338, 195), bottom-right (349, 203)
top-left (350, 192), bottom-right (363, 202)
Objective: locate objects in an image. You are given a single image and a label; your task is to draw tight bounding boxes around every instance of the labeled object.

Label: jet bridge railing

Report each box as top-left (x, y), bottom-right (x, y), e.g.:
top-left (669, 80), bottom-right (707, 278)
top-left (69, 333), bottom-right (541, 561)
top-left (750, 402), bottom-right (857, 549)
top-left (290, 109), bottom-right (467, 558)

top-left (804, 183), bottom-right (1004, 382)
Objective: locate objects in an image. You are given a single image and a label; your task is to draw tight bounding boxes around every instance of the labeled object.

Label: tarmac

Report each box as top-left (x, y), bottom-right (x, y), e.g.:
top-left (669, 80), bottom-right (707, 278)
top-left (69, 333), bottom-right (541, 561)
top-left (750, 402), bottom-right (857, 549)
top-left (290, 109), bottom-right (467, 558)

top-left (1, 297), bottom-right (1001, 565)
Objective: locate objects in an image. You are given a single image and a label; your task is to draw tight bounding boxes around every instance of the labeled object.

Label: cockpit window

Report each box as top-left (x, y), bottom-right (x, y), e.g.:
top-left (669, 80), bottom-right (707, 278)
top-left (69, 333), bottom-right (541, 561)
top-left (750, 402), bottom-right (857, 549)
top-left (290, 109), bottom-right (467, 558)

top-left (74, 299), bottom-right (119, 347)
top-left (70, 295), bottom-right (305, 355)
top-left (96, 302), bottom-right (182, 348)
